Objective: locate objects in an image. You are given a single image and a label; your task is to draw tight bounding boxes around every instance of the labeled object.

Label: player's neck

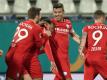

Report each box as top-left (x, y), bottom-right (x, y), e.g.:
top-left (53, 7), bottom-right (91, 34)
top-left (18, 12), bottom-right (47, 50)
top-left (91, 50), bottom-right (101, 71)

top-left (29, 19), bottom-right (37, 24)
top-left (60, 18), bottom-right (64, 22)
top-left (95, 20), bottom-right (103, 24)
top-left (56, 18), bottom-right (64, 22)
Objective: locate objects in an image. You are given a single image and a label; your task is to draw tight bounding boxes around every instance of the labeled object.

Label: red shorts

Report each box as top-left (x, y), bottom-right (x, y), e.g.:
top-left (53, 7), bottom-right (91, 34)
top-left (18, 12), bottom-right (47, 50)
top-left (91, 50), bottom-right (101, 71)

top-left (23, 54), bottom-right (43, 79)
top-left (6, 47), bottom-right (18, 80)
top-left (53, 58), bottom-right (72, 80)
top-left (6, 47), bottom-right (43, 79)
top-left (84, 53), bottom-right (107, 80)
top-left (13, 49), bottom-right (43, 79)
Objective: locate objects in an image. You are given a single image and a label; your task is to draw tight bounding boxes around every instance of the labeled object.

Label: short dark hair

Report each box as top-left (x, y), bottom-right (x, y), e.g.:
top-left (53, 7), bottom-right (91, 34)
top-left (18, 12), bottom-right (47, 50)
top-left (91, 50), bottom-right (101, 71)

top-left (41, 17), bottom-right (52, 24)
top-left (40, 17), bottom-right (52, 27)
top-left (94, 10), bottom-right (105, 19)
top-left (53, 3), bottom-right (64, 11)
top-left (28, 7), bottom-right (41, 19)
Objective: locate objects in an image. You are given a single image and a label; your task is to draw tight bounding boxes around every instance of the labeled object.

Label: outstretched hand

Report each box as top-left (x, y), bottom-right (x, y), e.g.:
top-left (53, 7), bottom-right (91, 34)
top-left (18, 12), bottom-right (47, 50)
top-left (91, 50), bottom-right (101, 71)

top-left (78, 49), bottom-right (85, 60)
top-left (43, 28), bottom-right (51, 37)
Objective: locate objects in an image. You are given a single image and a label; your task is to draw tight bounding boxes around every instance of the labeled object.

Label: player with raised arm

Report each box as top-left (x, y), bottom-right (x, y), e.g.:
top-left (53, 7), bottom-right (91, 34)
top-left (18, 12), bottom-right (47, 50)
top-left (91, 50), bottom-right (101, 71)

top-left (79, 10), bottom-right (107, 80)
top-left (50, 3), bottom-right (80, 80)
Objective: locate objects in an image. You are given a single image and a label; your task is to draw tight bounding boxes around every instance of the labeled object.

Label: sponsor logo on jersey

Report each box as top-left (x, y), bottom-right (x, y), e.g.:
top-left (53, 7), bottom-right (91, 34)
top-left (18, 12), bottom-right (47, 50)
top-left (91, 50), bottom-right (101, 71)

top-left (55, 28), bottom-right (69, 34)
top-left (66, 24), bottom-right (70, 29)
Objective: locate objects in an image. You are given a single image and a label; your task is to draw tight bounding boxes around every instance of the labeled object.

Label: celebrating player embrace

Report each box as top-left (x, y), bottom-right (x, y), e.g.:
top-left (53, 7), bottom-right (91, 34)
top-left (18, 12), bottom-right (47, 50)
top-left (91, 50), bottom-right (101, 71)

top-left (5, 7), bottom-right (51, 80)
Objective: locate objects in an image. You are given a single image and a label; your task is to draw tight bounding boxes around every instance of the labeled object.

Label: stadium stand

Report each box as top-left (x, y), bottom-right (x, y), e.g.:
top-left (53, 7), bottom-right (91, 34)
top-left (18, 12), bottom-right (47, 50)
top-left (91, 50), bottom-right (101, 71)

top-left (79, 0), bottom-right (98, 15)
top-left (101, 0), bottom-right (107, 13)
top-left (0, 0), bottom-right (106, 20)
top-left (0, 0), bottom-right (11, 14)
top-left (13, 0), bottom-right (31, 14)
top-left (36, 0), bottom-right (53, 15)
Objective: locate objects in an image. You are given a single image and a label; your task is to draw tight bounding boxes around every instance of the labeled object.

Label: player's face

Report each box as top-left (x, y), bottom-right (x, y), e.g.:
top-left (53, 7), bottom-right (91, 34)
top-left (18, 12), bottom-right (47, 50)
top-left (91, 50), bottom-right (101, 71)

top-left (53, 8), bottom-right (64, 21)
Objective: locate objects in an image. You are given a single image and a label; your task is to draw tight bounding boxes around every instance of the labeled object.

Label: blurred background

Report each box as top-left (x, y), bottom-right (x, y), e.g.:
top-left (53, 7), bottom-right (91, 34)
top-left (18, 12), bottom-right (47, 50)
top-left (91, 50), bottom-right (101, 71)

top-left (0, 0), bottom-right (107, 80)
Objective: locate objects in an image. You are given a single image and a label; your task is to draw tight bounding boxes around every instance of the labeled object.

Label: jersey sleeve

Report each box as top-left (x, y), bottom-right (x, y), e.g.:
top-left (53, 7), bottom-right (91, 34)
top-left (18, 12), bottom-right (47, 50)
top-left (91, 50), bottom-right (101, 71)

top-left (82, 26), bottom-right (88, 33)
top-left (66, 19), bottom-right (74, 34)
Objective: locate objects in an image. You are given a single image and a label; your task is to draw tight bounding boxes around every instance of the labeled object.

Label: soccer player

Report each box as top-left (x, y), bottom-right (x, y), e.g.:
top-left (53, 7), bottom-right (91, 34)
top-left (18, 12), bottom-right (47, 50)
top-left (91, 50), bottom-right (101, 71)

top-left (50, 3), bottom-right (80, 80)
top-left (6, 7), bottom-right (51, 80)
top-left (0, 49), bottom-right (3, 56)
top-left (79, 10), bottom-right (107, 80)
top-left (23, 18), bottom-right (54, 80)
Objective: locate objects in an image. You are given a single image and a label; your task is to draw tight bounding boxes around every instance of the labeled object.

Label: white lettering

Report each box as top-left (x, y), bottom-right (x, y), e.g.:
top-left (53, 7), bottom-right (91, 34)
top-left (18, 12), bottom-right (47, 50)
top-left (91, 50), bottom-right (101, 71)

top-left (91, 47), bottom-right (101, 51)
top-left (55, 28), bottom-right (69, 34)
top-left (20, 22), bottom-right (32, 29)
top-left (88, 25), bottom-right (107, 30)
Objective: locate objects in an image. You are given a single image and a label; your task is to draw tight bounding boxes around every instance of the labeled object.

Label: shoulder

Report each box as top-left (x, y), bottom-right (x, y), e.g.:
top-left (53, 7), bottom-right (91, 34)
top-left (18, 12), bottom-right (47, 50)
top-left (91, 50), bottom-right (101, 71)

top-left (21, 20), bottom-right (30, 24)
top-left (51, 18), bottom-right (56, 24)
top-left (64, 19), bottom-right (72, 30)
top-left (65, 19), bottom-right (71, 24)
top-left (33, 24), bottom-right (42, 33)
top-left (18, 20), bottom-right (32, 27)
top-left (82, 25), bottom-right (90, 32)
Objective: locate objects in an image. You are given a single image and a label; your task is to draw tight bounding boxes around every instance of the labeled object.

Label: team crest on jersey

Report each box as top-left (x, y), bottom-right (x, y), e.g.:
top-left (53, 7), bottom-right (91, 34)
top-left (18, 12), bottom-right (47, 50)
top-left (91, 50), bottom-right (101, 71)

top-left (66, 24), bottom-right (70, 29)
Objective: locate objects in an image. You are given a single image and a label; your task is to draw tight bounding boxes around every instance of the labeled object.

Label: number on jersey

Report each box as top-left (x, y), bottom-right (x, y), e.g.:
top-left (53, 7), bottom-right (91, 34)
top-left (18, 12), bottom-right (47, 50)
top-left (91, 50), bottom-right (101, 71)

top-left (12, 27), bottom-right (28, 43)
top-left (92, 30), bottom-right (103, 46)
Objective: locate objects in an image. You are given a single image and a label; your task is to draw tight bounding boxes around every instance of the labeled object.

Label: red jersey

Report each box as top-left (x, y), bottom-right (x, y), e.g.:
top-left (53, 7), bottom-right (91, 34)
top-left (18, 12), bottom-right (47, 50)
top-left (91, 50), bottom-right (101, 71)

top-left (11, 20), bottom-right (42, 54)
top-left (51, 18), bottom-right (73, 59)
top-left (83, 23), bottom-right (107, 54)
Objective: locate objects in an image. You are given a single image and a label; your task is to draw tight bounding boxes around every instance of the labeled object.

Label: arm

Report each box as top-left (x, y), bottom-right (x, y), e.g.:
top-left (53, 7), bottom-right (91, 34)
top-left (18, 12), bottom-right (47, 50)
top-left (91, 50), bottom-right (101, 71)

top-left (44, 40), bottom-right (54, 61)
top-left (70, 29), bottom-right (80, 44)
top-left (44, 38), bottom-right (58, 72)
top-left (79, 32), bottom-right (87, 58)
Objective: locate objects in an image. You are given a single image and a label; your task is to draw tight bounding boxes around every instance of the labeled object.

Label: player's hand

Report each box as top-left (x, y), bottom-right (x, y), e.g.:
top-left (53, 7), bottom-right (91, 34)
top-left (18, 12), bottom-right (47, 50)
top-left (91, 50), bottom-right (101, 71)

top-left (80, 52), bottom-right (85, 60)
top-left (44, 29), bottom-right (51, 37)
top-left (46, 30), bottom-right (51, 37)
top-left (0, 49), bottom-right (3, 56)
top-left (50, 61), bottom-right (57, 72)
top-left (78, 49), bottom-right (85, 60)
